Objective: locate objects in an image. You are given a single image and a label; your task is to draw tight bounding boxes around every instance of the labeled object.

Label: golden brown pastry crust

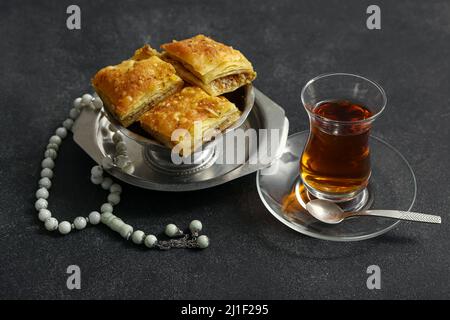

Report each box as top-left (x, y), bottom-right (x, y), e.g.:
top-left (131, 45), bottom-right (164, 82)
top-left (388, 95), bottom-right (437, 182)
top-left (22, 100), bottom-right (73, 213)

top-left (139, 87), bottom-right (241, 154)
top-left (132, 44), bottom-right (160, 60)
top-left (92, 46), bottom-right (183, 127)
top-left (161, 35), bottom-right (256, 96)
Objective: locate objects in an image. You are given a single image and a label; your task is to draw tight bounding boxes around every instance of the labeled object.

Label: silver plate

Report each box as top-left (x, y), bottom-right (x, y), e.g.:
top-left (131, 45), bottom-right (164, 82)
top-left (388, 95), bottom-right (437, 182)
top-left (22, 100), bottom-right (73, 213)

top-left (73, 88), bottom-right (289, 191)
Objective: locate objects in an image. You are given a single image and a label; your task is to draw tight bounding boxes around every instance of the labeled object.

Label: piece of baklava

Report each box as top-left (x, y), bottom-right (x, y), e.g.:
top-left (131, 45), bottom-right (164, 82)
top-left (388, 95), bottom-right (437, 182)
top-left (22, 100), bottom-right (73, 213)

top-left (139, 87), bottom-right (241, 155)
top-left (161, 35), bottom-right (256, 96)
top-left (92, 45), bottom-right (184, 127)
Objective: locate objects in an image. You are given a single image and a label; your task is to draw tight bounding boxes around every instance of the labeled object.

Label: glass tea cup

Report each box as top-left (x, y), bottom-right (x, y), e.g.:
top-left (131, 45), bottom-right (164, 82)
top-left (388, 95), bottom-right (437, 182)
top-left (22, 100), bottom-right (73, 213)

top-left (300, 73), bottom-right (387, 204)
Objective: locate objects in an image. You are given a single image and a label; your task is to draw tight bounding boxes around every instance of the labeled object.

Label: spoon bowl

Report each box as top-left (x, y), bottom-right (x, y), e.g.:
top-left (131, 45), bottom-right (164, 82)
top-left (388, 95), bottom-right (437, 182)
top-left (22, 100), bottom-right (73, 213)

top-left (305, 199), bottom-right (345, 224)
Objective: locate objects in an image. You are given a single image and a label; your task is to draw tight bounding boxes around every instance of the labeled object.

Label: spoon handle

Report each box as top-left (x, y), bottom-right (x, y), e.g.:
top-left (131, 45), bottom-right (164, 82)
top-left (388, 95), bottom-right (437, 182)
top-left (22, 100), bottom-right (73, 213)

top-left (349, 210), bottom-right (441, 224)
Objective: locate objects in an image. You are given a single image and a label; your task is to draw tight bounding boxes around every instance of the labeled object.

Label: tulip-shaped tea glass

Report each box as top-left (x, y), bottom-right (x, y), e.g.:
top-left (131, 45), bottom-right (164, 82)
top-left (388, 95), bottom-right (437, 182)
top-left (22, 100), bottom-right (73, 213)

top-left (299, 73), bottom-right (387, 211)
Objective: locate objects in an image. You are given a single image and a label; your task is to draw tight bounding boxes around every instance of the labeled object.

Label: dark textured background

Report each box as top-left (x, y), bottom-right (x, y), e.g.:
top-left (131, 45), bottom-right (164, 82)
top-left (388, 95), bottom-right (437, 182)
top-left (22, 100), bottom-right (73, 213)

top-left (1, 0), bottom-right (449, 299)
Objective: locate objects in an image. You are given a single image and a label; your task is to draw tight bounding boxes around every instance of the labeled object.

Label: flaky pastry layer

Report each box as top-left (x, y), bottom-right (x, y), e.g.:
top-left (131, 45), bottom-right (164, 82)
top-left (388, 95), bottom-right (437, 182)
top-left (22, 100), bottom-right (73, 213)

top-left (139, 87), bottom-right (241, 154)
top-left (161, 35), bottom-right (256, 96)
top-left (92, 46), bottom-right (183, 127)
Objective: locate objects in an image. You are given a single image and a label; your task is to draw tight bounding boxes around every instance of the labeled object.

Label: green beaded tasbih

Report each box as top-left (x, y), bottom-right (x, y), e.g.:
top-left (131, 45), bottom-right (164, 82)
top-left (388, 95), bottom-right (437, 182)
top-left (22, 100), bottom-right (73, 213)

top-left (35, 93), bottom-right (209, 250)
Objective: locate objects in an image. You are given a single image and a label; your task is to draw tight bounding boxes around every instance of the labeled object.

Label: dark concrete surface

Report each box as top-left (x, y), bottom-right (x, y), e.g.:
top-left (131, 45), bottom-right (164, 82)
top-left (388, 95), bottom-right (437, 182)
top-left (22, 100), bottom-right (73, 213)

top-left (0, 0), bottom-right (449, 299)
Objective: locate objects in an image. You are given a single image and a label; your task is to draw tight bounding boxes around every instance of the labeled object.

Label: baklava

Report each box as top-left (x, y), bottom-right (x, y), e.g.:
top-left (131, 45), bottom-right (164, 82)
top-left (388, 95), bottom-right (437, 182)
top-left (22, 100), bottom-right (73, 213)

top-left (139, 87), bottom-right (241, 155)
top-left (161, 35), bottom-right (256, 96)
top-left (92, 45), bottom-right (184, 127)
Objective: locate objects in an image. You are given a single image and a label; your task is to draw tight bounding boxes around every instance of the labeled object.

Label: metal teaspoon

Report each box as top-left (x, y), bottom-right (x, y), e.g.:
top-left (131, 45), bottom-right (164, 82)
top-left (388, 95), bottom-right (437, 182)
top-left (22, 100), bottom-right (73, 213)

top-left (305, 199), bottom-right (442, 224)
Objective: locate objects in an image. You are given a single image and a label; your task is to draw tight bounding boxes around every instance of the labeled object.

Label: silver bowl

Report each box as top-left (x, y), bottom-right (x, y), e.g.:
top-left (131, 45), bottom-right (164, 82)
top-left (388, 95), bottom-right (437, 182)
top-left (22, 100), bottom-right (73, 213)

top-left (102, 85), bottom-right (255, 173)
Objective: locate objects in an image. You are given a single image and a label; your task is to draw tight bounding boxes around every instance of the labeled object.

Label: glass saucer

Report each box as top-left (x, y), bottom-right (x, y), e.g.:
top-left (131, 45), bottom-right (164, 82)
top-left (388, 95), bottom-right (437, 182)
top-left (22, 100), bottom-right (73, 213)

top-left (256, 131), bottom-right (417, 241)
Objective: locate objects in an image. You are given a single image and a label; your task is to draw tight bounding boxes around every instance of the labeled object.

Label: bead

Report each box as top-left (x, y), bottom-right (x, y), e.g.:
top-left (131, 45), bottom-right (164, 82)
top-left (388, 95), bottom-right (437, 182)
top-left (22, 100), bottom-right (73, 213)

top-left (165, 224), bottom-right (180, 237)
top-left (110, 183), bottom-right (122, 194)
top-left (120, 224), bottom-right (133, 239)
top-left (101, 126), bottom-right (109, 136)
top-left (101, 156), bottom-right (114, 169)
top-left (112, 133), bottom-right (123, 144)
top-left (63, 118), bottom-right (74, 130)
top-left (58, 221), bottom-right (72, 234)
top-left (100, 203), bottom-right (113, 213)
top-left (73, 97), bottom-right (82, 109)
top-left (44, 217), bottom-right (58, 231)
top-left (131, 230), bottom-right (145, 244)
top-left (101, 177), bottom-right (113, 190)
top-left (189, 220), bottom-right (203, 233)
top-left (197, 235), bottom-right (209, 249)
top-left (55, 127), bottom-right (68, 139)
top-left (44, 148), bottom-right (57, 160)
top-left (116, 149), bottom-right (127, 157)
top-left (115, 155), bottom-right (129, 169)
top-left (90, 175), bottom-right (103, 185)
top-left (46, 143), bottom-right (59, 151)
top-left (100, 212), bottom-right (114, 224)
top-left (38, 209), bottom-right (51, 222)
top-left (69, 108), bottom-right (80, 119)
top-left (42, 157), bottom-right (55, 169)
top-left (109, 218), bottom-right (124, 232)
top-left (92, 97), bottom-right (103, 111)
top-left (90, 165), bottom-right (103, 178)
top-left (40, 168), bottom-right (53, 179)
top-left (81, 93), bottom-right (93, 107)
top-left (107, 193), bottom-right (120, 205)
top-left (122, 163), bottom-right (135, 175)
top-left (115, 141), bottom-right (127, 154)
top-left (74, 217), bottom-right (87, 230)
top-left (144, 235), bottom-right (158, 248)
top-left (36, 188), bottom-right (49, 200)
top-left (108, 123), bottom-right (118, 132)
top-left (49, 135), bottom-right (62, 146)
top-left (88, 211), bottom-right (101, 225)
top-left (35, 198), bottom-right (48, 211)
top-left (38, 177), bottom-right (52, 189)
